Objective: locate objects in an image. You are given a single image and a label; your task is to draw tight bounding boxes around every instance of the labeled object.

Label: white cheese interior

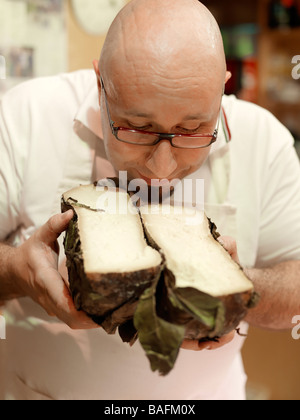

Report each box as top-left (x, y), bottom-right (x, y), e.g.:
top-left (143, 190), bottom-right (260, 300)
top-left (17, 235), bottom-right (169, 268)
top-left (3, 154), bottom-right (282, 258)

top-left (64, 185), bottom-right (162, 274)
top-left (141, 205), bottom-right (253, 297)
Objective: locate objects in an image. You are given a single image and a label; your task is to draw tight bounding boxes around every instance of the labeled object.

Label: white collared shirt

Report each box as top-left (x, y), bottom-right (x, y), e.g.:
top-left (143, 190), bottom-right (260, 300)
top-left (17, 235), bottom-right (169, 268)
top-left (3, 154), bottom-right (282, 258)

top-left (0, 70), bottom-right (300, 400)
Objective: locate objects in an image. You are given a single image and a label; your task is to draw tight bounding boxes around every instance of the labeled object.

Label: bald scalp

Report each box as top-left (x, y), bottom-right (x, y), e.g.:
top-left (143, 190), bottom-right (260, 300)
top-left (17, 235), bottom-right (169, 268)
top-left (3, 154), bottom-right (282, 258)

top-left (99, 0), bottom-right (226, 97)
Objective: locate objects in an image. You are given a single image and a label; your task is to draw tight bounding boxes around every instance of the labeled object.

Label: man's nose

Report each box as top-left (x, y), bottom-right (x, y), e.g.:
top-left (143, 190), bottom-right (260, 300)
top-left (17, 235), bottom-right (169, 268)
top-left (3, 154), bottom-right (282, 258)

top-left (145, 140), bottom-right (178, 178)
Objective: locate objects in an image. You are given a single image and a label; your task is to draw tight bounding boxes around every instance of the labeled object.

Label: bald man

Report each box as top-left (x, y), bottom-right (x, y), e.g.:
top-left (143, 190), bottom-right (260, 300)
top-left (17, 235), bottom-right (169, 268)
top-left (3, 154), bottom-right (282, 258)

top-left (0, 0), bottom-right (300, 400)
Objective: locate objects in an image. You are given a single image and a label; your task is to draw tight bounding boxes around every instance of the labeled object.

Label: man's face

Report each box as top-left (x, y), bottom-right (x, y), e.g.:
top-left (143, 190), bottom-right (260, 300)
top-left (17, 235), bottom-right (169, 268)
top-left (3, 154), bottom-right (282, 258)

top-left (99, 72), bottom-right (222, 185)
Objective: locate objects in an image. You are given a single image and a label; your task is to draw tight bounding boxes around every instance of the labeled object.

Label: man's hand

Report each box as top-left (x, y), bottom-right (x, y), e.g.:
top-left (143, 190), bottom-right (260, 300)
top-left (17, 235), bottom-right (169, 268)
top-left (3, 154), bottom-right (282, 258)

top-left (218, 236), bottom-right (240, 264)
top-left (13, 210), bottom-right (99, 330)
top-left (181, 235), bottom-right (239, 352)
top-left (181, 330), bottom-right (235, 351)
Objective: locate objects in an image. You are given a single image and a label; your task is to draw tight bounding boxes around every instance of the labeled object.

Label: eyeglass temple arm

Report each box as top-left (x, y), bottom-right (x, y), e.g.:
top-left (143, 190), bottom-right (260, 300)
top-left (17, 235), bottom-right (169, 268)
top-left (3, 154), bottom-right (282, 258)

top-left (100, 76), bottom-right (116, 132)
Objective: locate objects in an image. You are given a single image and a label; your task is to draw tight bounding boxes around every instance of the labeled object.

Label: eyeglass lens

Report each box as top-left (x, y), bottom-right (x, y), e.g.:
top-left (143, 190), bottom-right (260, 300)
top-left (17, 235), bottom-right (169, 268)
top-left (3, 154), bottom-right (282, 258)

top-left (116, 130), bottom-right (214, 148)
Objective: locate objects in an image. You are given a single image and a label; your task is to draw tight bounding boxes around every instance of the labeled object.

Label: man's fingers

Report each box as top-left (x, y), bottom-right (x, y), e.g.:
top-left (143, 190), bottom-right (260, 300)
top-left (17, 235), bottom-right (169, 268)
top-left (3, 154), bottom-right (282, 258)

top-left (181, 331), bottom-right (236, 352)
top-left (36, 210), bottom-right (74, 245)
top-left (38, 267), bottom-right (99, 330)
top-left (181, 339), bottom-right (210, 351)
top-left (218, 236), bottom-right (240, 263)
top-left (16, 210), bottom-right (98, 330)
top-left (57, 284), bottom-right (100, 330)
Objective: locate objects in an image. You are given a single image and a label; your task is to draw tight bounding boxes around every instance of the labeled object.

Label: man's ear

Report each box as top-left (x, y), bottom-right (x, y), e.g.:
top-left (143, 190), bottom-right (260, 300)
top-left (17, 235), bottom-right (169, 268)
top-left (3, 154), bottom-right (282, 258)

top-left (93, 59), bottom-right (101, 106)
top-left (225, 71), bottom-right (232, 85)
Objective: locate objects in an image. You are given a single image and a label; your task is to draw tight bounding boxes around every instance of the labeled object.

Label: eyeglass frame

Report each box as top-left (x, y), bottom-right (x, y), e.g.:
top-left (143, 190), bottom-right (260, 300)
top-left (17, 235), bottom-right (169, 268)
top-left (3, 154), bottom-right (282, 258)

top-left (100, 76), bottom-right (222, 150)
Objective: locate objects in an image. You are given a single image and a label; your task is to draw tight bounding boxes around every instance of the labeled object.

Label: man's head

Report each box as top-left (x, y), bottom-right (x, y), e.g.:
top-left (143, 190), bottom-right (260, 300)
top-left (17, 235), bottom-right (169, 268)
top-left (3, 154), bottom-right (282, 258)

top-left (93, 0), bottom-right (231, 184)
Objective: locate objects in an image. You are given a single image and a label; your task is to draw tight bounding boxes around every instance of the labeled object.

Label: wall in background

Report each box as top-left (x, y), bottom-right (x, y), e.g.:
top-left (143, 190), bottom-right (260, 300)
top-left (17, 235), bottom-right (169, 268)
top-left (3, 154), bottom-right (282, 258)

top-left (67, 0), bottom-right (106, 72)
top-left (0, 0), bottom-right (67, 97)
top-left (242, 326), bottom-right (300, 400)
top-left (67, 0), bottom-right (130, 72)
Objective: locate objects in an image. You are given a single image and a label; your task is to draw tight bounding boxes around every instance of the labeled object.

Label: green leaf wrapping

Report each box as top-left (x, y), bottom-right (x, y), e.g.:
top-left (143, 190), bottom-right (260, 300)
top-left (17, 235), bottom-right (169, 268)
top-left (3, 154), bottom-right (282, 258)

top-left (172, 287), bottom-right (226, 338)
top-left (134, 276), bottom-right (185, 376)
top-left (133, 275), bottom-right (227, 375)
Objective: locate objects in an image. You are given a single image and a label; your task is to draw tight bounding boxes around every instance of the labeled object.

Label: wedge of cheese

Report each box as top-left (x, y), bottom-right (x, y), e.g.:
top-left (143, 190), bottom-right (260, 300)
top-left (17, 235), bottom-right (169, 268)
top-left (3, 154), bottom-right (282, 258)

top-left (62, 183), bottom-right (163, 332)
top-left (140, 205), bottom-right (253, 296)
top-left (139, 205), bottom-right (256, 341)
top-left (62, 182), bottom-right (258, 375)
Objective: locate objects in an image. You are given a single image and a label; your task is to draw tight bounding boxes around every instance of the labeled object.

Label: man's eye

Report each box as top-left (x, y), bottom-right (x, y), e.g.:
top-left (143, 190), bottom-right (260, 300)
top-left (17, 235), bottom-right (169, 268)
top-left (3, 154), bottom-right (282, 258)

top-left (181, 129), bottom-right (199, 134)
top-left (129, 124), bottom-right (151, 131)
top-left (177, 126), bottom-right (202, 134)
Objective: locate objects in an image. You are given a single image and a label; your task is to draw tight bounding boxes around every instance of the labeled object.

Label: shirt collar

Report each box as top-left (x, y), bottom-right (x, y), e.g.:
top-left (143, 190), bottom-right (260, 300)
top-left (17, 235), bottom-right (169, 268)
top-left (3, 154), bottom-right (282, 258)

top-left (74, 81), bottom-right (103, 139)
top-left (74, 83), bottom-right (232, 154)
top-left (209, 101), bottom-right (232, 155)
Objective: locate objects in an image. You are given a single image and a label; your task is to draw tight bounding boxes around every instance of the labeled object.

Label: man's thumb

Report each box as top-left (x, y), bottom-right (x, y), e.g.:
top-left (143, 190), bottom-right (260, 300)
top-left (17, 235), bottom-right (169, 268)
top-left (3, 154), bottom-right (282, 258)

top-left (36, 210), bottom-right (74, 245)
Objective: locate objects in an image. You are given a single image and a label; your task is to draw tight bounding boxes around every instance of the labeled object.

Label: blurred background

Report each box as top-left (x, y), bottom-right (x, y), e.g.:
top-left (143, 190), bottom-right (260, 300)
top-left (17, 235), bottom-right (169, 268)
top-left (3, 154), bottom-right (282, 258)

top-left (0, 0), bottom-right (299, 400)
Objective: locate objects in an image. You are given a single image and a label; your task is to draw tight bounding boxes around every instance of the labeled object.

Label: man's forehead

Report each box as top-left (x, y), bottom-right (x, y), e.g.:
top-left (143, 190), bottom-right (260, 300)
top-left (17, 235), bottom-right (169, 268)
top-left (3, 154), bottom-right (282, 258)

top-left (106, 73), bottom-right (221, 100)
top-left (104, 77), bottom-right (222, 120)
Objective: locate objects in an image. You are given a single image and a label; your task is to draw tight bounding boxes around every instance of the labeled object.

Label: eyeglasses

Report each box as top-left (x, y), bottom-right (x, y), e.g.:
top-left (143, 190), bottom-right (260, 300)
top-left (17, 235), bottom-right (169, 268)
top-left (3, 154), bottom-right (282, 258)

top-left (100, 77), bottom-right (221, 150)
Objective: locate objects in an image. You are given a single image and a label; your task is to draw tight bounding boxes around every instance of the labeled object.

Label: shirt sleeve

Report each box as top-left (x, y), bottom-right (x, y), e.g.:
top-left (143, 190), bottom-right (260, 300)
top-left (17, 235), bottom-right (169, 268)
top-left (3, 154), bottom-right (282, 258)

top-left (0, 89), bottom-right (28, 241)
top-left (255, 123), bottom-right (300, 267)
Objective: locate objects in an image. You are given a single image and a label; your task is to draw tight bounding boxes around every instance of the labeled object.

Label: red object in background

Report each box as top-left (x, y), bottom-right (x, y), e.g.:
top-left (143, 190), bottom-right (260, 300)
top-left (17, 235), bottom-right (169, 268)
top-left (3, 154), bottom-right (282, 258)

top-left (225, 58), bottom-right (258, 104)
top-left (281, 0), bottom-right (294, 8)
top-left (225, 59), bottom-right (242, 96)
